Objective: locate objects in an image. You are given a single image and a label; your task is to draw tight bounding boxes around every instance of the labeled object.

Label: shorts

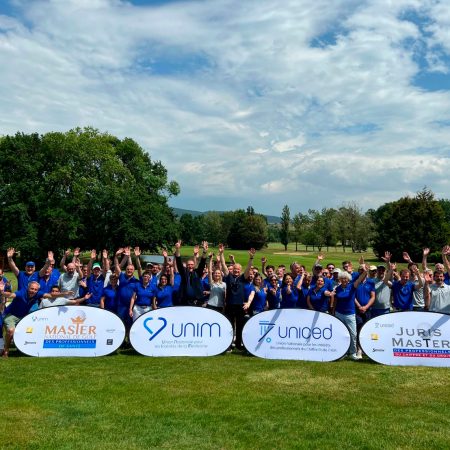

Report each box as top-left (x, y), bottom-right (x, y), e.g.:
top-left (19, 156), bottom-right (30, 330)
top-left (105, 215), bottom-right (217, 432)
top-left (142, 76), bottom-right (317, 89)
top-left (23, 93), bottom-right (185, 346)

top-left (3, 314), bottom-right (21, 330)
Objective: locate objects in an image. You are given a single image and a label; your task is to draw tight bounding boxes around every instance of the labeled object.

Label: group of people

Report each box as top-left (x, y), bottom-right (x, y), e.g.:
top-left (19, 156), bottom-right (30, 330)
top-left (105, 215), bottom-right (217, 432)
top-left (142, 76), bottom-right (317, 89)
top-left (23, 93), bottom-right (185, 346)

top-left (1, 243), bottom-right (449, 360)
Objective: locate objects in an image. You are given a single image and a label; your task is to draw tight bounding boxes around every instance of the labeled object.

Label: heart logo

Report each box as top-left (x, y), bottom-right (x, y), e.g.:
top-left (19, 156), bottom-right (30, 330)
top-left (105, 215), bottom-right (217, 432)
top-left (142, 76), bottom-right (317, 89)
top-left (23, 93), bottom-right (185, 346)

top-left (143, 317), bottom-right (167, 341)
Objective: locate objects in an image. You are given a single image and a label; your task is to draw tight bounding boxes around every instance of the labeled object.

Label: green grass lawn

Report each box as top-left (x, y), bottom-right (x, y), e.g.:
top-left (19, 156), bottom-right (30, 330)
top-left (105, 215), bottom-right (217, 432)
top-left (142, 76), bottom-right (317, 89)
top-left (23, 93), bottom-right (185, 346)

top-left (1, 349), bottom-right (450, 449)
top-left (179, 242), bottom-right (380, 272)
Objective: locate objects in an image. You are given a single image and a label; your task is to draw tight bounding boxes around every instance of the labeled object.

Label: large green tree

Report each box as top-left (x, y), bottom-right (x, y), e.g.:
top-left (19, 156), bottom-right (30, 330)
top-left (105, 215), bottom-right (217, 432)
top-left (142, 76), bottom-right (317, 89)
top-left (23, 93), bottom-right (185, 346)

top-left (372, 189), bottom-right (450, 262)
top-left (227, 208), bottom-right (268, 250)
top-left (0, 128), bottom-right (179, 259)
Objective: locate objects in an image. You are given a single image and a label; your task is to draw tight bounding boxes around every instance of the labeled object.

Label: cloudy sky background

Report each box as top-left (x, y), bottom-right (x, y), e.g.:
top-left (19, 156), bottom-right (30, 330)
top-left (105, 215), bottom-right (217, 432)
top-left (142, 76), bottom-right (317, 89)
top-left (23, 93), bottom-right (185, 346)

top-left (1, 0), bottom-right (450, 216)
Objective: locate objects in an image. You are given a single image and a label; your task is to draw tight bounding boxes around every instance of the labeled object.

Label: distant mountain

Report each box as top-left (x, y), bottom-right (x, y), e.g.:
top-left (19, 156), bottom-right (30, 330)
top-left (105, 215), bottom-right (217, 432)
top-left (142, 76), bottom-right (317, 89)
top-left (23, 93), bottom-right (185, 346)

top-left (172, 207), bottom-right (281, 224)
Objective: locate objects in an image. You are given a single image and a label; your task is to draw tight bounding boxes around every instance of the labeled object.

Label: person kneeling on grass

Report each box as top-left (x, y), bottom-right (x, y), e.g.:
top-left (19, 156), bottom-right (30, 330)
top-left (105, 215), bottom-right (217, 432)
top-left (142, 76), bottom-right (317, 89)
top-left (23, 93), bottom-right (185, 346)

top-left (1, 281), bottom-right (44, 358)
top-left (40, 285), bottom-right (90, 308)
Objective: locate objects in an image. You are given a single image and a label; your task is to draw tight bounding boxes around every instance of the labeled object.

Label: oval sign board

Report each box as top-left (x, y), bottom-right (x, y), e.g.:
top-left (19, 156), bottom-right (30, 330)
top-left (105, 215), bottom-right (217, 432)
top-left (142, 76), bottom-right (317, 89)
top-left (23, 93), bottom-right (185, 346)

top-left (130, 306), bottom-right (233, 356)
top-left (359, 311), bottom-right (450, 367)
top-left (242, 309), bottom-right (350, 361)
top-left (14, 306), bottom-right (125, 357)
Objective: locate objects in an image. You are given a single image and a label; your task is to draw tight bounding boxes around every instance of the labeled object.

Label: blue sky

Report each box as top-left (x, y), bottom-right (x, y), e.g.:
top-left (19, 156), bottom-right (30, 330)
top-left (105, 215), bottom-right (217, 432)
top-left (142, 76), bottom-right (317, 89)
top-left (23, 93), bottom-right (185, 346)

top-left (1, 0), bottom-right (450, 216)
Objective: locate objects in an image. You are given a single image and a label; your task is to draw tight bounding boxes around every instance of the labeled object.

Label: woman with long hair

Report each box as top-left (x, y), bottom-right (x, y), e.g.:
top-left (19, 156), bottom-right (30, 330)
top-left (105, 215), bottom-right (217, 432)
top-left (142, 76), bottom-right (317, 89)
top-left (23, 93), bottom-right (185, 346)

top-left (152, 263), bottom-right (175, 309)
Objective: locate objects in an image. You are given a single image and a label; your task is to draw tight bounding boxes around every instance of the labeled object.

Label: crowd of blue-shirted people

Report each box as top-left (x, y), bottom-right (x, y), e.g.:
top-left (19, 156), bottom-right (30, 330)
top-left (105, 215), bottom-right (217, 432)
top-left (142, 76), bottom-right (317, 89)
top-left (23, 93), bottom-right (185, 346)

top-left (1, 243), bottom-right (450, 359)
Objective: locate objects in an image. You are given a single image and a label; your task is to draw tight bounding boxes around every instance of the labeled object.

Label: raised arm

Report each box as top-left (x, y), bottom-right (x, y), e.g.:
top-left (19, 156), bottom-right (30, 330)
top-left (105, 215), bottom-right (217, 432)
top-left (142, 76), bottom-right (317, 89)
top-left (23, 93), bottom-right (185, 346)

top-left (381, 251), bottom-right (393, 287)
top-left (193, 245), bottom-right (199, 269)
top-left (261, 257), bottom-right (267, 277)
top-left (353, 265), bottom-right (368, 289)
top-left (313, 252), bottom-right (325, 271)
top-left (122, 246), bottom-right (131, 268)
top-left (442, 246), bottom-right (450, 276)
top-left (114, 248), bottom-right (123, 276)
top-left (412, 266), bottom-right (423, 290)
top-left (168, 262), bottom-right (174, 287)
top-left (195, 241), bottom-right (208, 277)
top-left (6, 248), bottom-right (19, 277)
top-left (60, 248), bottom-right (71, 272)
top-left (422, 247), bottom-right (430, 272)
top-left (244, 248), bottom-right (256, 279)
top-left (87, 249), bottom-right (96, 277)
top-left (218, 243), bottom-right (229, 277)
top-left (39, 251), bottom-right (54, 277)
top-left (102, 249), bottom-right (110, 276)
top-left (295, 272), bottom-right (306, 290)
top-left (134, 247), bottom-right (142, 279)
top-left (208, 253), bottom-right (214, 285)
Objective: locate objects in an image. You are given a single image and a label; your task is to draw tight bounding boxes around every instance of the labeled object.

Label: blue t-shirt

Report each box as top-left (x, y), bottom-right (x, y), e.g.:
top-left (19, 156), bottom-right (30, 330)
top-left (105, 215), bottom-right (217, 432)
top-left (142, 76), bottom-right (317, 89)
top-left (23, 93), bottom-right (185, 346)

top-left (307, 286), bottom-right (329, 312)
top-left (102, 286), bottom-right (117, 312)
top-left (251, 289), bottom-right (267, 313)
top-left (297, 285), bottom-right (309, 309)
top-left (281, 286), bottom-right (297, 309)
top-left (134, 282), bottom-right (154, 307)
top-left (17, 271), bottom-right (39, 291)
top-left (266, 287), bottom-right (281, 310)
top-left (39, 276), bottom-right (54, 294)
top-left (0, 276), bottom-right (11, 293)
top-left (334, 283), bottom-right (357, 315)
top-left (244, 281), bottom-right (255, 301)
top-left (444, 273), bottom-right (450, 286)
top-left (154, 285), bottom-right (174, 308)
top-left (79, 277), bottom-right (89, 298)
top-left (310, 276), bottom-right (333, 292)
top-left (392, 280), bottom-right (415, 311)
top-left (87, 274), bottom-right (105, 305)
top-left (117, 273), bottom-right (139, 307)
top-left (355, 278), bottom-right (375, 307)
top-left (5, 288), bottom-right (44, 318)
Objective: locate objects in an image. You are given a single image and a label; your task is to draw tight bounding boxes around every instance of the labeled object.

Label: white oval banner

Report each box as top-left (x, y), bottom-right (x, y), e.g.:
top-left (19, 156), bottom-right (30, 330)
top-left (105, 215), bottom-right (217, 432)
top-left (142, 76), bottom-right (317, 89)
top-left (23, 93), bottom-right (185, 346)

top-left (242, 309), bottom-right (350, 361)
top-left (359, 311), bottom-right (450, 367)
top-left (14, 306), bottom-right (125, 357)
top-left (130, 306), bottom-right (233, 357)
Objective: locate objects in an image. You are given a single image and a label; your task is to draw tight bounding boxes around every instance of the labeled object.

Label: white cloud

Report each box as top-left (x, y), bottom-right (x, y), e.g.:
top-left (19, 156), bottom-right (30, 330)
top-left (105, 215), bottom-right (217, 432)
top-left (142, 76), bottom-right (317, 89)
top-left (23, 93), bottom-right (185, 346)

top-left (1, 0), bottom-right (450, 215)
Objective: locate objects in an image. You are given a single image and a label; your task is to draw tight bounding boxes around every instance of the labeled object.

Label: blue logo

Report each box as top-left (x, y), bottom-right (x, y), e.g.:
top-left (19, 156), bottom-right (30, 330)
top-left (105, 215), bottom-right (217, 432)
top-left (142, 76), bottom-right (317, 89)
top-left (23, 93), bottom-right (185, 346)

top-left (143, 317), bottom-right (221, 340)
top-left (143, 317), bottom-right (167, 341)
top-left (259, 320), bottom-right (275, 343)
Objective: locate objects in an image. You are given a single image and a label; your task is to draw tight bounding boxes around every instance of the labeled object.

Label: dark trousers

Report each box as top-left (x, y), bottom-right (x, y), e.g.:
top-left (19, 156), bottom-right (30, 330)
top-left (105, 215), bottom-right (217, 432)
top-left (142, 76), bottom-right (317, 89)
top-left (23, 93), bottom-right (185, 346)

top-left (225, 304), bottom-right (246, 349)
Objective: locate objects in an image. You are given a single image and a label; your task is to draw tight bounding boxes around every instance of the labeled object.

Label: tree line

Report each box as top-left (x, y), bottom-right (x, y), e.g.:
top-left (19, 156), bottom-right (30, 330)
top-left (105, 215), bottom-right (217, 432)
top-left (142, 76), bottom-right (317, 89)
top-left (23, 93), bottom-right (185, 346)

top-left (1, 128), bottom-right (449, 262)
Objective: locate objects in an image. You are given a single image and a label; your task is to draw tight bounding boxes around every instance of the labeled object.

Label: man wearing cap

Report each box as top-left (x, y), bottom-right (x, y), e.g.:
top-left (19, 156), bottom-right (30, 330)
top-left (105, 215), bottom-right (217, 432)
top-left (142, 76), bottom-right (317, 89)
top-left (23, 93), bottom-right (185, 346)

top-left (7, 247), bottom-right (40, 291)
top-left (86, 250), bottom-right (105, 307)
top-left (1, 280), bottom-right (44, 358)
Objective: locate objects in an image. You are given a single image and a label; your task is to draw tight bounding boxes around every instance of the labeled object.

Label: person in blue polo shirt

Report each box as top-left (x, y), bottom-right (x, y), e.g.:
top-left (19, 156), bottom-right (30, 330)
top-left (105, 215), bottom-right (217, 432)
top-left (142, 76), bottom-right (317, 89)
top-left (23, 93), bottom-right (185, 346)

top-left (129, 271), bottom-right (154, 319)
top-left (383, 253), bottom-right (423, 311)
top-left (306, 276), bottom-right (331, 312)
top-left (100, 274), bottom-right (119, 313)
top-left (1, 281), bottom-right (44, 358)
top-left (86, 260), bottom-right (105, 307)
top-left (152, 263), bottom-right (175, 309)
top-left (331, 267), bottom-right (368, 360)
top-left (245, 273), bottom-right (267, 315)
top-left (114, 248), bottom-right (139, 338)
top-left (7, 247), bottom-right (40, 291)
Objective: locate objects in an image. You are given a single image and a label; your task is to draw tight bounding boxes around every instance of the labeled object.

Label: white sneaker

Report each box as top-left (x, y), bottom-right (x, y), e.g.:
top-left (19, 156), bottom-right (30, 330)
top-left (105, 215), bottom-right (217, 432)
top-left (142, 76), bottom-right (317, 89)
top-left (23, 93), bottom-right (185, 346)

top-left (356, 350), bottom-right (363, 360)
top-left (349, 353), bottom-right (359, 360)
